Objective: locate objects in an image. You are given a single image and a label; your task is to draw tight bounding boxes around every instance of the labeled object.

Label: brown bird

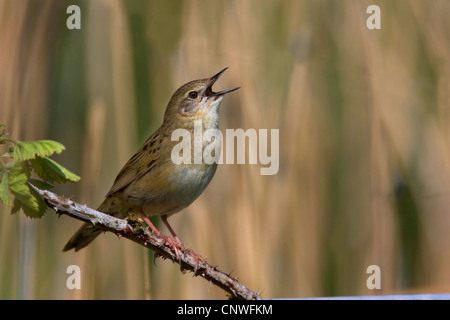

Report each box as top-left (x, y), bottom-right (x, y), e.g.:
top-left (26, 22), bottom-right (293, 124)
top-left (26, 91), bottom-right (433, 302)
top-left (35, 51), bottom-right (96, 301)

top-left (63, 68), bottom-right (238, 253)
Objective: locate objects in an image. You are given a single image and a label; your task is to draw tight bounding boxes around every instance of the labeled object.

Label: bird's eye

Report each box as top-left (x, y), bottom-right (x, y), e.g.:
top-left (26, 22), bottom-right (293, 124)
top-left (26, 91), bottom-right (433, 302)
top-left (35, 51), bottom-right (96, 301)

top-left (188, 91), bottom-right (198, 99)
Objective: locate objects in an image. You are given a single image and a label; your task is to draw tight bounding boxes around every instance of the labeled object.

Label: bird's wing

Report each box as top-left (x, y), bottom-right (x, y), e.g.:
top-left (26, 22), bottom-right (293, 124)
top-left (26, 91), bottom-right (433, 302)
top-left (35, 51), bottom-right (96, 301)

top-left (105, 132), bottom-right (164, 197)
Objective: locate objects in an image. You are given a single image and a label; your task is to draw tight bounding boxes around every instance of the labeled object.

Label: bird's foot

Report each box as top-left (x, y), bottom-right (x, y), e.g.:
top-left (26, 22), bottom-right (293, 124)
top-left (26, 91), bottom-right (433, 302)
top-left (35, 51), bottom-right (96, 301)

top-left (160, 234), bottom-right (184, 261)
top-left (139, 213), bottom-right (201, 273)
top-left (162, 236), bottom-right (202, 274)
top-left (185, 248), bottom-right (202, 274)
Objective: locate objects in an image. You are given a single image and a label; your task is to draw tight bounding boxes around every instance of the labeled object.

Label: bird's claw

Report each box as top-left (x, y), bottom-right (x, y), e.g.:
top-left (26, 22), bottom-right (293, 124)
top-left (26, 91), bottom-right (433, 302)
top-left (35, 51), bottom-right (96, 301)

top-left (160, 235), bottom-right (183, 261)
top-left (160, 237), bottom-right (201, 274)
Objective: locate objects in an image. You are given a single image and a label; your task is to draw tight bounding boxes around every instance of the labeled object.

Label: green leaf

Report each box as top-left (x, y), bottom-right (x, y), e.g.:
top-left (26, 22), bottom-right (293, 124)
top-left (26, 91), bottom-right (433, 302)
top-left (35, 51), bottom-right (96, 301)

top-left (1, 161), bottom-right (45, 218)
top-left (9, 170), bottom-right (31, 198)
top-left (0, 129), bottom-right (78, 218)
top-left (8, 171), bottom-right (44, 218)
top-left (8, 168), bottom-right (28, 192)
top-left (30, 157), bottom-right (80, 184)
top-left (11, 196), bottom-right (22, 214)
top-left (28, 185), bottom-right (47, 218)
top-left (10, 185), bottom-right (46, 218)
top-left (28, 178), bottom-right (54, 190)
top-left (0, 169), bottom-right (13, 206)
top-left (14, 140), bottom-right (65, 161)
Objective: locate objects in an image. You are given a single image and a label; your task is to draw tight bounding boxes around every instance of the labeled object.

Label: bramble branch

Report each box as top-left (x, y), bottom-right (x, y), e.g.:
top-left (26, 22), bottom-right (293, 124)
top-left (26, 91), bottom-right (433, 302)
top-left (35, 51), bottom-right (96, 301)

top-left (32, 185), bottom-right (261, 300)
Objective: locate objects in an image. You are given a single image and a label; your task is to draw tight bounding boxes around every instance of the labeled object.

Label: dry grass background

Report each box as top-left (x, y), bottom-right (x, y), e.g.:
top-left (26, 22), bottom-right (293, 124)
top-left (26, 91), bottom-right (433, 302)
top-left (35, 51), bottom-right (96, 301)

top-left (1, 0), bottom-right (450, 299)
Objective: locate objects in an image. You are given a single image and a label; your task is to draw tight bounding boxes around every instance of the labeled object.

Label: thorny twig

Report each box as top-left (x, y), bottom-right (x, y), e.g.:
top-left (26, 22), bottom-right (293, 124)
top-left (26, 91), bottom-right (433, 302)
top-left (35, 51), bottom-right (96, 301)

top-left (32, 185), bottom-right (262, 300)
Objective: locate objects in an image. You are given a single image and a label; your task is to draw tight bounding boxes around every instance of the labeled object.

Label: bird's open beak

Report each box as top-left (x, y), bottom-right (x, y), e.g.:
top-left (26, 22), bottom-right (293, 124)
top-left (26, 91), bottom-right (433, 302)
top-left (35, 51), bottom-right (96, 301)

top-left (206, 67), bottom-right (240, 96)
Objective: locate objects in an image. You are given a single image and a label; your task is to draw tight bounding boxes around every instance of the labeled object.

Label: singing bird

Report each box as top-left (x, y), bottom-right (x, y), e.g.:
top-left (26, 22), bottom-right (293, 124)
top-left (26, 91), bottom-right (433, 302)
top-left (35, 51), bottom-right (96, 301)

top-left (63, 68), bottom-right (238, 252)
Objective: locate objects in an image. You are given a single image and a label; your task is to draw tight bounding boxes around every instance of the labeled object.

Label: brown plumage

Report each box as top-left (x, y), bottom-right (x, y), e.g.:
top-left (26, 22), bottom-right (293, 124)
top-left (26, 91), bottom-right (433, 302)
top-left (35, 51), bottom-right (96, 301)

top-left (63, 68), bottom-right (238, 251)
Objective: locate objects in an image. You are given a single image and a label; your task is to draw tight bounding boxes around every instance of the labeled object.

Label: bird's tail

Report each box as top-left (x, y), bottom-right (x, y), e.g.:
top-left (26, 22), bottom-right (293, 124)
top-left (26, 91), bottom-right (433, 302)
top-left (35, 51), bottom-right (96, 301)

top-left (63, 197), bottom-right (127, 251)
top-left (62, 222), bottom-right (103, 252)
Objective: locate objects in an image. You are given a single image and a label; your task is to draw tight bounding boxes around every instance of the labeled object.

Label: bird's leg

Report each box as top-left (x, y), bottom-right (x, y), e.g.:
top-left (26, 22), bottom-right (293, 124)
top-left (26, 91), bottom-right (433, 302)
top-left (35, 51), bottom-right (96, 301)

top-left (161, 215), bottom-right (183, 248)
top-left (138, 212), bottom-right (160, 234)
top-left (161, 215), bottom-right (202, 274)
top-left (139, 212), bottom-right (180, 260)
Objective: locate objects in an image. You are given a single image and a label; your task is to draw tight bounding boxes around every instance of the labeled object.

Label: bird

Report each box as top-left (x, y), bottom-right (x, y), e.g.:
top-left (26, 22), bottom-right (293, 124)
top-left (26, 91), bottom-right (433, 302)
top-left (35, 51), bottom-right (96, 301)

top-left (63, 68), bottom-right (238, 253)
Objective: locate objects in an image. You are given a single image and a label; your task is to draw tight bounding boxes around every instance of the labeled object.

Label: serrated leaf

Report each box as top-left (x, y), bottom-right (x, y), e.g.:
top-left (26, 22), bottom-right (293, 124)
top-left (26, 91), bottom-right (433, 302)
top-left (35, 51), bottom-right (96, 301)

top-left (47, 158), bottom-right (80, 183)
top-left (10, 185), bottom-right (46, 218)
top-left (0, 170), bottom-right (13, 206)
top-left (11, 197), bottom-right (21, 214)
top-left (14, 140), bottom-right (65, 161)
top-left (28, 178), bottom-right (54, 190)
top-left (7, 159), bottom-right (32, 178)
top-left (8, 170), bottom-right (28, 193)
top-left (2, 160), bottom-right (46, 218)
top-left (28, 185), bottom-right (47, 218)
top-left (9, 174), bottom-right (40, 218)
top-left (30, 157), bottom-right (80, 184)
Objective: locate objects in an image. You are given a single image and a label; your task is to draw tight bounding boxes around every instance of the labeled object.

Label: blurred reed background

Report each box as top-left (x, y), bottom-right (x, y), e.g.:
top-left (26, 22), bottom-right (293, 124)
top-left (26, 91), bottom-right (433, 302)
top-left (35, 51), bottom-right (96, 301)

top-left (1, 0), bottom-right (450, 299)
